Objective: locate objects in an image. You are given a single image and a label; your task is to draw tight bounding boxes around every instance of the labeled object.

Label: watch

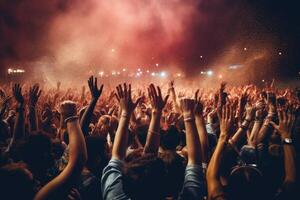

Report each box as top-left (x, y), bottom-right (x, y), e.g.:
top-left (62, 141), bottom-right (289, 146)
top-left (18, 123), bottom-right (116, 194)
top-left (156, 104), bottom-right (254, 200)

top-left (282, 138), bottom-right (293, 145)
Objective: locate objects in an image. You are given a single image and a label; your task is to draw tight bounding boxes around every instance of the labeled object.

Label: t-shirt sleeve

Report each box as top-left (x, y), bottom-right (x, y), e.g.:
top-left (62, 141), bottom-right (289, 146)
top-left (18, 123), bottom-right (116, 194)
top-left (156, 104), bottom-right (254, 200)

top-left (178, 164), bottom-right (206, 200)
top-left (101, 159), bottom-right (131, 200)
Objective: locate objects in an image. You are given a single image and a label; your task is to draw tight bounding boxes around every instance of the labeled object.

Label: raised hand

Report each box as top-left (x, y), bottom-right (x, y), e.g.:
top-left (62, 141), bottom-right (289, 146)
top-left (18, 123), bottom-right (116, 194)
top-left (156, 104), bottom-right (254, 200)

top-left (59, 100), bottom-right (77, 122)
top-left (115, 83), bottom-right (141, 115)
top-left (218, 82), bottom-right (227, 109)
top-left (245, 103), bottom-right (255, 121)
top-left (148, 84), bottom-right (169, 112)
top-left (180, 98), bottom-right (196, 117)
top-left (194, 89), bottom-right (204, 116)
top-left (12, 83), bottom-right (24, 105)
top-left (270, 106), bottom-right (296, 139)
top-left (88, 76), bottom-right (104, 100)
top-left (29, 84), bottom-right (42, 107)
top-left (219, 104), bottom-right (234, 138)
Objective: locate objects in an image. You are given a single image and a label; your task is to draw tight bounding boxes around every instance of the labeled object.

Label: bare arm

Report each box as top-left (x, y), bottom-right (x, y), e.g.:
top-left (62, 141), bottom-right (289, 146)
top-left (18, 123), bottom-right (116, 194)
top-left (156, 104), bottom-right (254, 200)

top-left (230, 104), bottom-right (254, 147)
top-left (34, 101), bottom-right (87, 200)
top-left (194, 90), bottom-right (209, 164)
top-left (168, 80), bottom-right (180, 113)
top-left (12, 84), bottom-right (25, 140)
top-left (80, 76), bottom-right (103, 136)
top-left (28, 85), bottom-right (42, 132)
top-left (270, 107), bottom-right (296, 192)
top-left (144, 84), bottom-right (169, 155)
top-left (112, 84), bottom-right (141, 160)
top-left (207, 104), bottom-right (233, 200)
top-left (180, 98), bottom-right (202, 165)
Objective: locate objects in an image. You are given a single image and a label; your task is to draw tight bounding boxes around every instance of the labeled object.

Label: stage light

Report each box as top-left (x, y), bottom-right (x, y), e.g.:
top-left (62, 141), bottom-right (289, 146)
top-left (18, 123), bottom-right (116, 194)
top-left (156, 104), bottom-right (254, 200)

top-left (146, 70), bottom-right (150, 73)
top-left (156, 63), bottom-right (159, 67)
top-left (218, 74), bottom-right (223, 79)
top-left (262, 79), bottom-right (265, 82)
top-left (112, 71), bottom-right (116, 75)
top-left (207, 70), bottom-right (213, 76)
top-left (151, 72), bottom-right (156, 76)
top-left (7, 68), bottom-right (25, 74)
top-left (278, 52), bottom-right (282, 56)
top-left (177, 73), bottom-right (181, 77)
top-left (111, 48), bottom-right (115, 52)
top-left (99, 71), bottom-right (104, 76)
top-left (200, 55), bottom-right (203, 59)
top-left (160, 71), bottom-right (166, 77)
top-left (137, 68), bottom-right (141, 72)
top-left (122, 68), bottom-right (126, 72)
top-left (244, 47), bottom-right (247, 51)
top-left (117, 72), bottom-right (120, 75)
top-left (200, 71), bottom-right (204, 74)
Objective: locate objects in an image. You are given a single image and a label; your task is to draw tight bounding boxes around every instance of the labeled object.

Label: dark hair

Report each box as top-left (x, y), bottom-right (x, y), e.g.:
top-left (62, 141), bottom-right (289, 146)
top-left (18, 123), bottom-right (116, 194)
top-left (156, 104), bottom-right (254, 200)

top-left (136, 124), bottom-right (149, 146)
top-left (159, 151), bottom-right (185, 198)
top-left (228, 166), bottom-right (266, 200)
top-left (21, 134), bottom-right (54, 181)
top-left (123, 154), bottom-right (167, 200)
top-left (0, 163), bottom-right (34, 200)
top-left (161, 125), bottom-right (180, 150)
top-left (85, 135), bottom-right (109, 177)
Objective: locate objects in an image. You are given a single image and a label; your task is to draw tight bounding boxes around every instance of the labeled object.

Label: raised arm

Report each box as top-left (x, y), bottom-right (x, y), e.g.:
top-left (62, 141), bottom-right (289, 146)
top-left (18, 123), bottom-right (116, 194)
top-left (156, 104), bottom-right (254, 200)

top-left (207, 104), bottom-right (233, 200)
top-left (143, 84), bottom-right (169, 155)
top-left (180, 98), bottom-right (202, 165)
top-left (12, 84), bottom-right (25, 140)
top-left (194, 90), bottom-right (209, 164)
top-left (248, 101), bottom-right (264, 146)
top-left (112, 83), bottom-right (141, 160)
top-left (34, 101), bottom-right (87, 200)
top-left (80, 76), bottom-right (103, 136)
top-left (270, 106), bottom-right (297, 193)
top-left (168, 80), bottom-right (181, 113)
top-left (177, 98), bottom-right (204, 200)
top-left (229, 104), bottom-right (255, 148)
top-left (28, 84), bottom-right (42, 132)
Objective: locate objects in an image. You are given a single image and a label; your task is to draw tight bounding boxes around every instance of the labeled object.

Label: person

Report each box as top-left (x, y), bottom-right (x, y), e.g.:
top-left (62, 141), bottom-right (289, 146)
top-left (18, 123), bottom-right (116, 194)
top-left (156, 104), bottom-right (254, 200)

top-left (0, 77), bottom-right (298, 200)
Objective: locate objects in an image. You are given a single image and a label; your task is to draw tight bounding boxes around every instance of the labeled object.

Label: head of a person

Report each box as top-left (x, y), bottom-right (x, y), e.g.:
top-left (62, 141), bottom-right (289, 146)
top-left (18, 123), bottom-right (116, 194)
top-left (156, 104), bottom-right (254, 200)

top-left (160, 125), bottom-right (180, 151)
top-left (85, 135), bottom-right (109, 177)
top-left (21, 134), bottom-right (54, 177)
top-left (159, 151), bottom-right (185, 198)
top-left (227, 165), bottom-right (266, 200)
top-left (123, 154), bottom-right (167, 200)
top-left (136, 124), bottom-right (149, 146)
top-left (92, 115), bottom-right (111, 137)
top-left (0, 163), bottom-right (35, 200)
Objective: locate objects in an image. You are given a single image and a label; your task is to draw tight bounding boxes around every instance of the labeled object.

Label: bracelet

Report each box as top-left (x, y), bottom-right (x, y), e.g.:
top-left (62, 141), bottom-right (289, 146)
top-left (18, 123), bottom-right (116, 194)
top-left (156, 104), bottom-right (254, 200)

top-left (65, 116), bottom-right (79, 124)
top-left (239, 124), bottom-right (248, 131)
top-left (121, 112), bottom-right (130, 118)
top-left (149, 130), bottom-right (160, 136)
top-left (184, 117), bottom-right (195, 122)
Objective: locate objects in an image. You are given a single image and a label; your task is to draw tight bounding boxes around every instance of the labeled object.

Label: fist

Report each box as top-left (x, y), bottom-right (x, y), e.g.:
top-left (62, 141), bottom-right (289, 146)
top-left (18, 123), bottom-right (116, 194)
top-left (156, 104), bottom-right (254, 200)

top-left (59, 100), bottom-right (77, 119)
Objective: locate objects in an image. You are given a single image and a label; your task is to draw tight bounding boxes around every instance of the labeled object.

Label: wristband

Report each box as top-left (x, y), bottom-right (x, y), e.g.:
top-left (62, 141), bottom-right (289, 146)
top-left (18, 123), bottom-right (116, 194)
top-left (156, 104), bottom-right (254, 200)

top-left (184, 117), bottom-right (195, 122)
top-left (121, 112), bottom-right (130, 118)
top-left (65, 116), bottom-right (79, 123)
top-left (239, 124), bottom-right (248, 131)
top-left (149, 130), bottom-right (160, 136)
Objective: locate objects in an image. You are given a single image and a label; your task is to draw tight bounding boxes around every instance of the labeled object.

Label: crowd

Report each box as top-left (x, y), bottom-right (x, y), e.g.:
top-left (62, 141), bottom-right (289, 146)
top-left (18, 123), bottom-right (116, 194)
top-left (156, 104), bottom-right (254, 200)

top-left (0, 77), bottom-right (299, 200)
